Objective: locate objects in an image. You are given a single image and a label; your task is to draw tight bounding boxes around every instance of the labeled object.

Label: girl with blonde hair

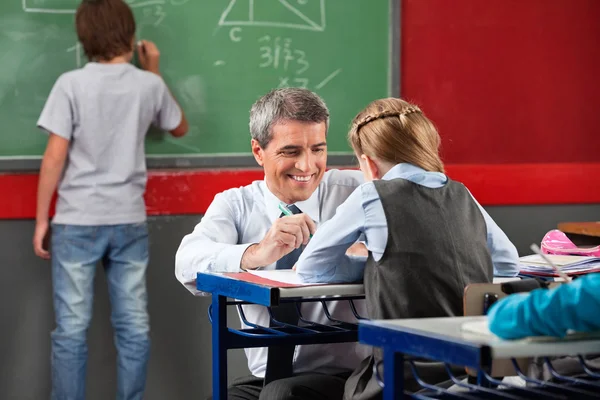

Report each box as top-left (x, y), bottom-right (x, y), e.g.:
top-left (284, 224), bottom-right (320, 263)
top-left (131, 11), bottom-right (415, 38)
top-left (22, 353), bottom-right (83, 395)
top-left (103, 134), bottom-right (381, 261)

top-left (295, 98), bottom-right (519, 399)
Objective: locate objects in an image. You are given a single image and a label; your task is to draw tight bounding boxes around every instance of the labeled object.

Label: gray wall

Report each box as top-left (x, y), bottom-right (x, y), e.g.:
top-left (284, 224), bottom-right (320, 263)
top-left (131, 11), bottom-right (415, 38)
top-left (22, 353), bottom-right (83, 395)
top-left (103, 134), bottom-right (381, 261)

top-left (1, 204), bottom-right (599, 399)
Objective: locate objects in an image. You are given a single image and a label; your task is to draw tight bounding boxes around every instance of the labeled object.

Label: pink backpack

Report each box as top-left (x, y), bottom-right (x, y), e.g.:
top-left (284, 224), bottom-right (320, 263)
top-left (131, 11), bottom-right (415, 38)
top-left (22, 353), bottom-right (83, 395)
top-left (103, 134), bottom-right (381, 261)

top-left (541, 229), bottom-right (600, 257)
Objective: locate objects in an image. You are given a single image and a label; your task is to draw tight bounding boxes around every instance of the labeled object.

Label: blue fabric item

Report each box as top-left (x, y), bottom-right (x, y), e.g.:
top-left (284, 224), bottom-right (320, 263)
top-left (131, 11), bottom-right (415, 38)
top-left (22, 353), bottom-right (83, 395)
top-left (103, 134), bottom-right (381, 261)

top-left (276, 204), bottom-right (304, 270)
top-left (51, 223), bottom-right (150, 400)
top-left (488, 273), bottom-right (600, 340)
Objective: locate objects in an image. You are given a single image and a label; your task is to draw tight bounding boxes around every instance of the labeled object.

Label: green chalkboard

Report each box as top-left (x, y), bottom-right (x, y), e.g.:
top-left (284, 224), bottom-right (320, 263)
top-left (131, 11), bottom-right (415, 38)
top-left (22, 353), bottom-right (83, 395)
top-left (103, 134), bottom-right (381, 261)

top-left (0, 1), bottom-right (393, 159)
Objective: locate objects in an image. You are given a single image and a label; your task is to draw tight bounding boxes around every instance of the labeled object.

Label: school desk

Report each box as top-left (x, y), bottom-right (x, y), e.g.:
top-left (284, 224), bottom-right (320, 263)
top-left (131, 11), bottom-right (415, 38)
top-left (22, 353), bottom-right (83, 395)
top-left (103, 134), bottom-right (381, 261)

top-left (359, 315), bottom-right (600, 399)
top-left (183, 273), bottom-right (525, 400)
top-left (189, 271), bottom-right (366, 400)
top-left (558, 221), bottom-right (600, 246)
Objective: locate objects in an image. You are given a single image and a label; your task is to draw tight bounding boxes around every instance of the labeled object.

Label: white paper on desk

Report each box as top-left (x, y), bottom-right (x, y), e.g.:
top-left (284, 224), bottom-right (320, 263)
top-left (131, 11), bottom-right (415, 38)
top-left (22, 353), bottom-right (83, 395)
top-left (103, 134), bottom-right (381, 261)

top-left (492, 277), bottom-right (522, 283)
top-left (461, 320), bottom-right (493, 337)
top-left (461, 320), bottom-right (600, 342)
top-left (520, 254), bottom-right (600, 269)
top-left (462, 320), bottom-right (576, 341)
top-left (247, 269), bottom-right (327, 285)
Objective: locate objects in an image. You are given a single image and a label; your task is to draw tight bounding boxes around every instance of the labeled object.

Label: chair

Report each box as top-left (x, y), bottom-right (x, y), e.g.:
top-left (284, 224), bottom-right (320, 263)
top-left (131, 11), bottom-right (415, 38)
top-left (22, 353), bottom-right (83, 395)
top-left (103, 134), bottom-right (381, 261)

top-left (462, 279), bottom-right (561, 378)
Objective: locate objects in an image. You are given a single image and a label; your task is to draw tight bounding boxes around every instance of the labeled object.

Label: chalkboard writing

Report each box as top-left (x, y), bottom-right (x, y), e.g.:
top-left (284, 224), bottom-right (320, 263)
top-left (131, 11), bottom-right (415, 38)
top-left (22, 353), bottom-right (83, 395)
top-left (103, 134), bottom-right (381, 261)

top-left (0, 1), bottom-right (391, 158)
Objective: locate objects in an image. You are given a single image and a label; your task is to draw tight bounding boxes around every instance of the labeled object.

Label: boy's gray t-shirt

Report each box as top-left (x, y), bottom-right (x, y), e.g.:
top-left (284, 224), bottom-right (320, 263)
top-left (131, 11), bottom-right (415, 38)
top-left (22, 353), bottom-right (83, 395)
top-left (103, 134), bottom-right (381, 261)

top-left (37, 62), bottom-right (182, 225)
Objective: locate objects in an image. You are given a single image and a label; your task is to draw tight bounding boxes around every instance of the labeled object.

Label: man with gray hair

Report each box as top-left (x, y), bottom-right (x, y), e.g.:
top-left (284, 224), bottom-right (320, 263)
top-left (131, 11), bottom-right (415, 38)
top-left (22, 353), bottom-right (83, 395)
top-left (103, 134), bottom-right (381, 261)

top-left (176, 88), bottom-right (368, 400)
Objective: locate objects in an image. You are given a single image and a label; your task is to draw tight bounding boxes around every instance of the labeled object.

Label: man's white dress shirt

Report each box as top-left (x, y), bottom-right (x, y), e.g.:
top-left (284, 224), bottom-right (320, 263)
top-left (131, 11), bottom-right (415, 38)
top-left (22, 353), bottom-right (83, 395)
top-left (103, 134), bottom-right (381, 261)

top-left (175, 169), bottom-right (369, 378)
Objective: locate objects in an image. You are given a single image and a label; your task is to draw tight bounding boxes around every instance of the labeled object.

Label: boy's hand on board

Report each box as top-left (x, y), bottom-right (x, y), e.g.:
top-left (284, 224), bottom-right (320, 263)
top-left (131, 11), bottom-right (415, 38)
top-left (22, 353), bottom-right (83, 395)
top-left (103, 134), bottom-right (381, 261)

top-left (137, 40), bottom-right (161, 75)
top-left (33, 220), bottom-right (51, 260)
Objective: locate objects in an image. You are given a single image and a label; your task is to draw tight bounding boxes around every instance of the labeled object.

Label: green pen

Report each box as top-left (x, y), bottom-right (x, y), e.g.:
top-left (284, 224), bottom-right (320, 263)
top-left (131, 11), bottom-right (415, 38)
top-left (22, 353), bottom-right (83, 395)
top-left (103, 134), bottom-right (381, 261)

top-left (278, 203), bottom-right (313, 238)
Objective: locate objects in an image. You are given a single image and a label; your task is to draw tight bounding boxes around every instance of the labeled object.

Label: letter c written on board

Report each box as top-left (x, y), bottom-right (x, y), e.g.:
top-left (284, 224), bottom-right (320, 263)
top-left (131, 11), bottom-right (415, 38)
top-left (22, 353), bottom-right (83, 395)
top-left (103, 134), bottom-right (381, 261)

top-left (229, 28), bottom-right (242, 42)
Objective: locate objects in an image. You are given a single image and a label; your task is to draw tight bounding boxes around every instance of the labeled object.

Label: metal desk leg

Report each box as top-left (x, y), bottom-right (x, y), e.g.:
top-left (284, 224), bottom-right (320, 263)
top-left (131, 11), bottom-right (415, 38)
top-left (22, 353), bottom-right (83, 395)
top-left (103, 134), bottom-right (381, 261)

top-left (212, 294), bottom-right (228, 400)
top-left (383, 349), bottom-right (404, 400)
top-left (477, 368), bottom-right (492, 388)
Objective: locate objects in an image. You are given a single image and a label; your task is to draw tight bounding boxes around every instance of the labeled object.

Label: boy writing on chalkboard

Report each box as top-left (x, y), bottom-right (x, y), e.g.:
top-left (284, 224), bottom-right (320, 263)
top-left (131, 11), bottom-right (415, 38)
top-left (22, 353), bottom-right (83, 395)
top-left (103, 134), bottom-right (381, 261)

top-left (32, 0), bottom-right (187, 398)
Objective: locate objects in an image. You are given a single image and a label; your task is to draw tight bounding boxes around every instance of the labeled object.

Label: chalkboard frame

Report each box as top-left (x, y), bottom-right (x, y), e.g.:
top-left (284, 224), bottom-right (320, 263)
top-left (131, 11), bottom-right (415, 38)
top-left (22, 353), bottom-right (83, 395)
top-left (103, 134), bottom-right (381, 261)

top-left (0, 0), bottom-right (400, 172)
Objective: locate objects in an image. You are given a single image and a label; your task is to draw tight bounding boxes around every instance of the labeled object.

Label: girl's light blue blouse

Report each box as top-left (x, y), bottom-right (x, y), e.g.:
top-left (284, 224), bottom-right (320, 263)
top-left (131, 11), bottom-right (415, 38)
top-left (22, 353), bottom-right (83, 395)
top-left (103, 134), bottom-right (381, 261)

top-left (295, 163), bottom-right (520, 283)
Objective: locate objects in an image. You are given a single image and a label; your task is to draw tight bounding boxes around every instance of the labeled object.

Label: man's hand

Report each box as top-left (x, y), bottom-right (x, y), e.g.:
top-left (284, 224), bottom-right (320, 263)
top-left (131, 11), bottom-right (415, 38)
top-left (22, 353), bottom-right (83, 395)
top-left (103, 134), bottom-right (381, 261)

top-left (241, 214), bottom-right (316, 270)
top-left (33, 220), bottom-right (50, 260)
top-left (137, 40), bottom-right (161, 75)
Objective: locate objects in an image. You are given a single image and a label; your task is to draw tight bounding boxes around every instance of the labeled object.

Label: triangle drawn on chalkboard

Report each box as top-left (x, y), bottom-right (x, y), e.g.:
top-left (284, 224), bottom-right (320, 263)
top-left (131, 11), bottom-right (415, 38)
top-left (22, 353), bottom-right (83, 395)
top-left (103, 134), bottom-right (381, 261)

top-left (218, 0), bottom-right (326, 32)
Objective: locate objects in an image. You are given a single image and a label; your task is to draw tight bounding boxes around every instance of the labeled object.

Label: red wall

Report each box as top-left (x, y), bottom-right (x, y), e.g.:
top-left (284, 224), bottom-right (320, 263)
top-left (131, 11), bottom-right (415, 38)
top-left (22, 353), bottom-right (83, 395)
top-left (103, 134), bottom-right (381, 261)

top-left (402, 0), bottom-right (600, 164)
top-left (1, 0), bottom-right (599, 219)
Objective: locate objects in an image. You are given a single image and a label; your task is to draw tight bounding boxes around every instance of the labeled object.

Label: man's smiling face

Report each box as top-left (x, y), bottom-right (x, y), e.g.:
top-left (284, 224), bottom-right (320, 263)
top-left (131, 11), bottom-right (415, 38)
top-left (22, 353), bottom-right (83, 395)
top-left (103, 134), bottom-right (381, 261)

top-left (252, 119), bottom-right (327, 204)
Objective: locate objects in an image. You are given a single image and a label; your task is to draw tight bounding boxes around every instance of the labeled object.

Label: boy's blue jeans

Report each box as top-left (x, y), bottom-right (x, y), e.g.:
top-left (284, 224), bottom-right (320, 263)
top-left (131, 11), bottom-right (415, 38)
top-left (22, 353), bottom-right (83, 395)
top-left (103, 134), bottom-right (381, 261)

top-left (50, 223), bottom-right (150, 400)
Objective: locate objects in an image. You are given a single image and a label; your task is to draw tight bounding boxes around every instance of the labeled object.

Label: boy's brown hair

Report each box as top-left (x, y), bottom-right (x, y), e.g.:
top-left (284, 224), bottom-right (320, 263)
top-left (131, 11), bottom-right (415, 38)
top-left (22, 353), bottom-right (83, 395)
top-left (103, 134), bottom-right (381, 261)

top-left (76, 0), bottom-right (136, 61)
top-left (348, 98), bottom-right (445, 173)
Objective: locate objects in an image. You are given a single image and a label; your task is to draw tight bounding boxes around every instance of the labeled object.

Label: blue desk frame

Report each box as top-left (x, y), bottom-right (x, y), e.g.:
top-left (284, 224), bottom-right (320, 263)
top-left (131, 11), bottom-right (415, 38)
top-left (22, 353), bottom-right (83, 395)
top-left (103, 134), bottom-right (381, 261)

top-left (359, 316), bottom-right (600, 399)
top-left (195, 272), bottom-right (365, 400)
top-left (360, 319), bottom-right (491, 400)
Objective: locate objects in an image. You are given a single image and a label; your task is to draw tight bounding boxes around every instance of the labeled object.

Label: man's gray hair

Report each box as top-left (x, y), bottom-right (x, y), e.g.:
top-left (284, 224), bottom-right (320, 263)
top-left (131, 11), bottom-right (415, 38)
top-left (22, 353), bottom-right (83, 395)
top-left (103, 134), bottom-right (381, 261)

top-left (249, 88), bottom-right (330, 148)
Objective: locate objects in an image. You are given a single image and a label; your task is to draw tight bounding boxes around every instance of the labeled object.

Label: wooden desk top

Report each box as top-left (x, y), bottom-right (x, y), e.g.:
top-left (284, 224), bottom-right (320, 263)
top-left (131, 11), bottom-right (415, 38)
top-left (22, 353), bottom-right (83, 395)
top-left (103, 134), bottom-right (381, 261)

top-left (558, 221), bottom-right (600, 238)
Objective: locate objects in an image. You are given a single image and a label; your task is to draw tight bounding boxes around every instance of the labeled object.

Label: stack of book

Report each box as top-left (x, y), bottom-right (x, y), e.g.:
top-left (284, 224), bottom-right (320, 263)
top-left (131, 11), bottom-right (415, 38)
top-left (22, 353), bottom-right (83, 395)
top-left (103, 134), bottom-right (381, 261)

top-left (519, 254), bottom-right (600, 277)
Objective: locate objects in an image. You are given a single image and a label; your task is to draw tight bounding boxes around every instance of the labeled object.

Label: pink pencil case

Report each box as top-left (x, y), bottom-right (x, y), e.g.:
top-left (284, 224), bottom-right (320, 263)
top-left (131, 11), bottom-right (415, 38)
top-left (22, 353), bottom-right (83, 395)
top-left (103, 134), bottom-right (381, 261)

top-left (541, 229), bottom-right (600, 257)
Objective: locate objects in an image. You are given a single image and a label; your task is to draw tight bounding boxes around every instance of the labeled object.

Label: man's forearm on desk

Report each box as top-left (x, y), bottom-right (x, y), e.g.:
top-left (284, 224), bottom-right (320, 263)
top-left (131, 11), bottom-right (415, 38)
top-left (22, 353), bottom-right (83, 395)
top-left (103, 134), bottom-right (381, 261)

top-left (175, 241), bottom-right (254, 281)
top-left (240, 244), bottom-right (262, 271)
